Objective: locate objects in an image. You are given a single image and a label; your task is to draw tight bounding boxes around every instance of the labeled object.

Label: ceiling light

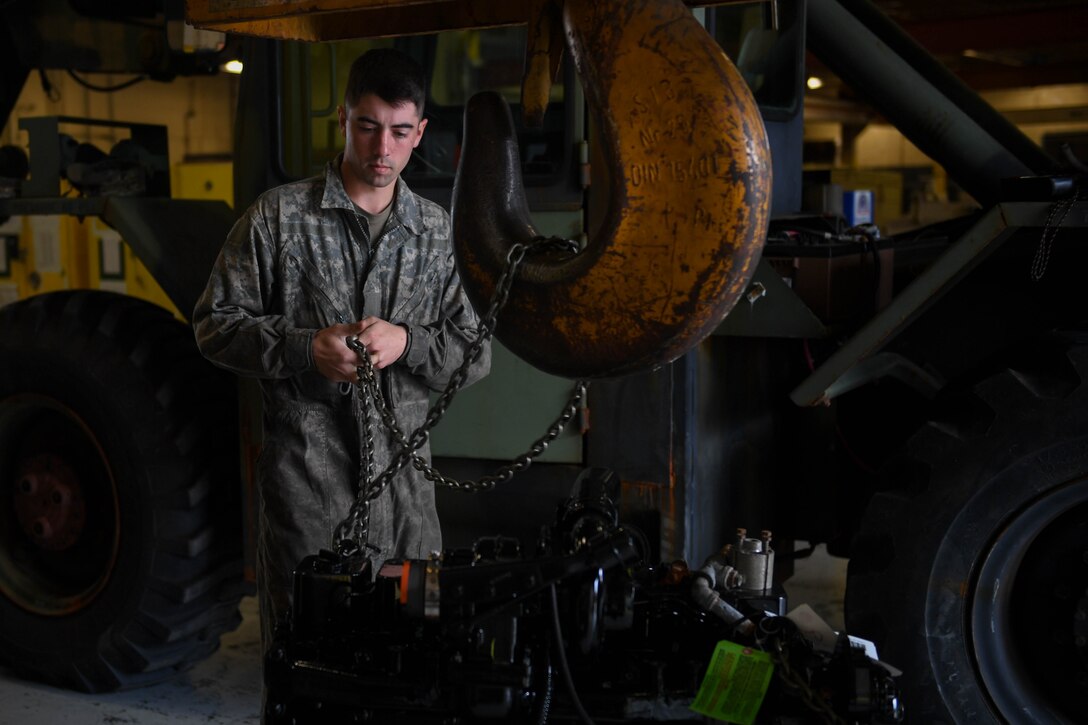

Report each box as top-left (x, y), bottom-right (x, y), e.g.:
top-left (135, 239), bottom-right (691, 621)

top-left (222, 60), bottom-right (244, 74)
top-left (806, 76), bottom-right (824, 90)
top-left (962, 49), bottom-right (1025, 67)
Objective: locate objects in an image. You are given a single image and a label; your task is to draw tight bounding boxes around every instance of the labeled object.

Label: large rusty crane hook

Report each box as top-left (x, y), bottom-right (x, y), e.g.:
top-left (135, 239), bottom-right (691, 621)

top-left (452, 0), bottom-right (772, 379)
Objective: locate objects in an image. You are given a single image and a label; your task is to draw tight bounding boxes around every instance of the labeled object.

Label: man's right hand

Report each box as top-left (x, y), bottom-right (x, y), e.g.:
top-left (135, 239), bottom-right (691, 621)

top-left (312, 322), bottom-right (366, 383)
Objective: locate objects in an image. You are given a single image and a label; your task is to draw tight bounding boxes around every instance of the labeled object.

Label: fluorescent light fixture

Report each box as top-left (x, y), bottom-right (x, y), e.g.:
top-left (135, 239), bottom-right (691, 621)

top-left (963, 48), bottom-right (1025, 67)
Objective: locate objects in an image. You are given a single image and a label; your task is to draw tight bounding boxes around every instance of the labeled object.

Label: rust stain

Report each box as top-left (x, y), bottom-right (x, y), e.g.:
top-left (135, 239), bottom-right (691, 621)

top-left (452, 0), bottom-right (772, 379)
top-left (619, 472), bottom-right (680, 562)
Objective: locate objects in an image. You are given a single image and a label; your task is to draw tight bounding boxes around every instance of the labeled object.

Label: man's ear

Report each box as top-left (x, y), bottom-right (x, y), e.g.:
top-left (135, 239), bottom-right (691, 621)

top-left (414, 117), bottom-right (429, 148)
top-left (337, 105), bottom-right (347, 135)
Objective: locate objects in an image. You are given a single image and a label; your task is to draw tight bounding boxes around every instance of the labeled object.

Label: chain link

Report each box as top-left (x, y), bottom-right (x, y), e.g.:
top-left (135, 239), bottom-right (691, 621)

top-left (350, 359), bottom-right (379, 548)
top-left (334, 237), bottom-right (585, 547)
top-left (1031, 183), bottom-right (1083, 282)
top-left (764, 636), bottom-right (849, 725)
top-left (346, 201), bottom-right (387, 545)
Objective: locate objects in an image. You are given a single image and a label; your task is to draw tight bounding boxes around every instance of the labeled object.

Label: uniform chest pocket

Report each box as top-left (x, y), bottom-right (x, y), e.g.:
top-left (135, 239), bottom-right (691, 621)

top-left (390, 257), bottom-right (443, 322)
top-left (281, 253), bottom-right (347, 326)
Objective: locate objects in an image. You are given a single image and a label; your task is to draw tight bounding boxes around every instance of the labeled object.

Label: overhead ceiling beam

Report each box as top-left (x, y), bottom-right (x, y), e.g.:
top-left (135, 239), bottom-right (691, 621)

top-left (899, 6), bottom-right (1088, 56)
top-left (186, 0), bottom-right (521, 40)
top-left (949, 61), bottom-right (1088, 92)
top-left (186, 0), bottom-right (759, 42)
top-left (999, 105), bottom-right (1088, 125)
top-left (809, 58), bottom-right (1088, 93)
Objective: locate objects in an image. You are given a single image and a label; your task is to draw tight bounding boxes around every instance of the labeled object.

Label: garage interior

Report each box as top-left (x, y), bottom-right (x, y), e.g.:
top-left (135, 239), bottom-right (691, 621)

top-left (1, 0), bottom-right (1086, 723)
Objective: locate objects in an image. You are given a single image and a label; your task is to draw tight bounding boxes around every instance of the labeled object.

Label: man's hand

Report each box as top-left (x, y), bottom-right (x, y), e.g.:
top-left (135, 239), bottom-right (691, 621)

top-left (312, 317), bottom-right (408, 383)
top-left (353, 317), bottom-right (408, 371)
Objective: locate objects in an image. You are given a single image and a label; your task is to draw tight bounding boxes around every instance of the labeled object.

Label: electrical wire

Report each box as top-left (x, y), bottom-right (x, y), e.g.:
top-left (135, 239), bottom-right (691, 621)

top-left (106, 17), bottom-right (162, 30)
top-left (547, 583), bottom-right (596, 725)
top-left (37, 69), bottom-right (60, 102)
top-left (1060, 142), bottom-right (1087, 173)
top-left (66, 69), bottom-right (147, 93)
top-left (801, 338), bottom-right (880, 475)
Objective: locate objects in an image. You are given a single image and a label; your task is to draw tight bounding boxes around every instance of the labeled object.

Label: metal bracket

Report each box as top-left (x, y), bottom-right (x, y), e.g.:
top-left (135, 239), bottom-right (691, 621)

top-left (790, 200), bottom-right (1088, 406)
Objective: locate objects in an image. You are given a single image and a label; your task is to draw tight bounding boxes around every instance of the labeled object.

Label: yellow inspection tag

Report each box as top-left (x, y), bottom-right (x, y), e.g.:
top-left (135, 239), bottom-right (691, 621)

top-left (690, 640), bottom-right (774, 724)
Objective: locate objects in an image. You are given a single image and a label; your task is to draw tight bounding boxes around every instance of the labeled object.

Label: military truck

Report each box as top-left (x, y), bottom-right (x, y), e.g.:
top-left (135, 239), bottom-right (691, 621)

top-left (1, 0), bottom-right (1085, 721)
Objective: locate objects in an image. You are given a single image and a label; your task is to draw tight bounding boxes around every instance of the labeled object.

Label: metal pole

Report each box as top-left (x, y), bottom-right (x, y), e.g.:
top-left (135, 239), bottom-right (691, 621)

top-left (807, 0), bottom-right (1035, 206)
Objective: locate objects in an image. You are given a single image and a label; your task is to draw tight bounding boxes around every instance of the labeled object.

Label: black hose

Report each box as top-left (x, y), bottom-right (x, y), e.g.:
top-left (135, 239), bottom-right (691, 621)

top-left (548, 584), bottom-right (596, 725)
top-left (66, 69), bottom-right (146, 92)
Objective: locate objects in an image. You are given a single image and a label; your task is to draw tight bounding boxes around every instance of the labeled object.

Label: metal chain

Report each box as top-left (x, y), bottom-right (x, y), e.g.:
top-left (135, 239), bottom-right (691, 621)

top-left (350, 358), bottom-right (587, 493)
top-left (1031, 183), bottom-right (1082, 281)
top-left (345, 206), bottom-right (385, 547)
top-left (764, 637), bottom-right (849, 725)
top-left (351, 385), bottom-right (377, 545)
top-left (333, 236), bottom-right (586, 546)
top-left (415, 381), bottom-right (585, 491)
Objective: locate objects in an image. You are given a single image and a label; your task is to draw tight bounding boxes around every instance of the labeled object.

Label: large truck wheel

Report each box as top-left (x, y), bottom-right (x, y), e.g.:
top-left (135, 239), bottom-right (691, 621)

top-left (0, 291), bottom-right (245, 692)
top-left (846, 336), bottom-right (1088, 723)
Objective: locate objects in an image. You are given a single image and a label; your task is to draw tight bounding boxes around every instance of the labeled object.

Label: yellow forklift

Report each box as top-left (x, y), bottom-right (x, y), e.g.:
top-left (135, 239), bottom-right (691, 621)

top-left (1, 0), bottom-right (1085, 721)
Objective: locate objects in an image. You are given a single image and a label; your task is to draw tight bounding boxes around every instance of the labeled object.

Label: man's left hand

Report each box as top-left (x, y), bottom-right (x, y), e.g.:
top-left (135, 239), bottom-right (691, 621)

top-left (353, 317), bottom-right (408, 370)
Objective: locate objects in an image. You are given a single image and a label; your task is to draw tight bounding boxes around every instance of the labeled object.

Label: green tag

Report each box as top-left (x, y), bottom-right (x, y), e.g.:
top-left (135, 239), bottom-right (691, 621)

top-left (690, 640), bottom-right (774, 724)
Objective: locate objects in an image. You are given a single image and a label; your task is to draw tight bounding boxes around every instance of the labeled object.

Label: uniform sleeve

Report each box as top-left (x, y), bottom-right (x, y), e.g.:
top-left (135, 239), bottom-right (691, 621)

top-left (397, 248), bottom-right (490, 392)
top-left (192, 205), bottom-right (315, 379)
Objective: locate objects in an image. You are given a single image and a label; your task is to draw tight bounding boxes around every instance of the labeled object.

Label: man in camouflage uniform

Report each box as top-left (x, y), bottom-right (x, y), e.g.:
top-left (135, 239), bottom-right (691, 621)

top-left (192, 48), bottom-right (490, 648)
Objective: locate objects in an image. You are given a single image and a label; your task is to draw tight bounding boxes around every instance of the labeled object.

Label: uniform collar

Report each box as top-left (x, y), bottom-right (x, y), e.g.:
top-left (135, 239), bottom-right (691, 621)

top-left (321, 155), bottom-right (425, 236)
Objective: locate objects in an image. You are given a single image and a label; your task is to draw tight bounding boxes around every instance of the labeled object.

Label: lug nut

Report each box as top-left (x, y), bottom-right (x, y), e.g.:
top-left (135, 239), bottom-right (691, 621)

top-left (33, 518), bottom-right (52, 540)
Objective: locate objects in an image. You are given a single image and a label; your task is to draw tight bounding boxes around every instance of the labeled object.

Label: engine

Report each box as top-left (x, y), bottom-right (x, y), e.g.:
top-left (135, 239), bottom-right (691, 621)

top-left (264, 468), bottom-right (903, 723)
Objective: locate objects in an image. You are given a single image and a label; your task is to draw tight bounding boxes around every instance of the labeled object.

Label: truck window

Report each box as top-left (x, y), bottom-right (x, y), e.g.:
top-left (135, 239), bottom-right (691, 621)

top-left (283, 27), bottom-right (573, 205)
top-left (709, 0), bottom-right (804, 120)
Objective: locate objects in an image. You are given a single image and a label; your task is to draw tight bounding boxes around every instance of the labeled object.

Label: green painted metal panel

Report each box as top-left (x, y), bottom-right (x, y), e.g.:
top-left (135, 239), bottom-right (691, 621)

top-left (431, 209), bottom-right (585, 463)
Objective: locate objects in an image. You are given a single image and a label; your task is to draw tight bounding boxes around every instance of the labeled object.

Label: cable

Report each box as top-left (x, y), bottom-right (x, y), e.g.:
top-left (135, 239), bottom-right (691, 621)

top-left (66, 69), bottom-right (147, 93)
top-left (863, 236), bottom-right (881, 312)
top-left (37, 69), bottom-right (60, 102)
top-left (1061, 143), bottom-right (1088, 173)
top-left (801, 338), bottom-right (880, 475)
top-left (547, 583), bottom-right (596, 725)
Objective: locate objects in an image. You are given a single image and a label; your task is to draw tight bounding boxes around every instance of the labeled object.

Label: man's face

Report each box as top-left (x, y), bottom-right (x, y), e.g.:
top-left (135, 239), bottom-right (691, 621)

top-left (338, 93), bottom-right (427, 192)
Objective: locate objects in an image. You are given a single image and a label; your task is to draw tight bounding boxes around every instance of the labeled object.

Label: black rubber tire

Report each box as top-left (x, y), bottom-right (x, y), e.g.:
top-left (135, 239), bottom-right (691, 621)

top-left (846, 337), bottom-right (1088, 724)
top-left (0, 291), bottom-right (245, 692)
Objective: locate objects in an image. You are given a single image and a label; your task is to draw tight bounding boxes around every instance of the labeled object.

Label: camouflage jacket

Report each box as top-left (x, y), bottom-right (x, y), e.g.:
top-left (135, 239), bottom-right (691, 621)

top-left (192, 158), bottom-right (490, 641)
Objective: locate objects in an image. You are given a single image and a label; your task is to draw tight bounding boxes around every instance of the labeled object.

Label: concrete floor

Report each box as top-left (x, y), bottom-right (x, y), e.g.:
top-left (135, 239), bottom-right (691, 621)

top-left (0, 545), bottom-right (847, 724)
top-left (782, 542), bottom-right (848, 632)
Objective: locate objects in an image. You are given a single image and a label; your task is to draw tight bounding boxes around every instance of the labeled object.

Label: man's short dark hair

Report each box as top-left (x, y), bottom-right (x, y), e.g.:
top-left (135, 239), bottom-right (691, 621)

top-left (344, 48), bottom-right (427, 116)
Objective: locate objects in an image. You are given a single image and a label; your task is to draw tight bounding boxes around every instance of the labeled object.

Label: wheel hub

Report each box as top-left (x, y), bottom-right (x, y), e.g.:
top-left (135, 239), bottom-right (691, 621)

top-left (0, 393), bottom-right (118, 615)
top-left (12, 454), bottom-right (86, 551)
top-left (970, 477), bottom-right (1088, 723)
